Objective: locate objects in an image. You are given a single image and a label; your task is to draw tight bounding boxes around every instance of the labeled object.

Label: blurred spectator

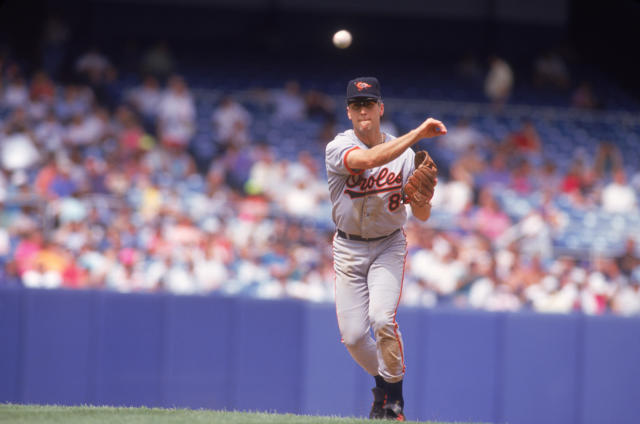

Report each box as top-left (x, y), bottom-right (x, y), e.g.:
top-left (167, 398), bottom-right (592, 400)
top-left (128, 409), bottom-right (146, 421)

top-left (571, 81), bottom-right (599, 109)
top-left (429, 236), bottom-right (466, 298)
top-left (85, 64), bottom-right (119, 110)
top-left (211, 96), bottom-right (251, 148)
top-left (116, 106), bottom-right (151, 153)
top-left (601, 169), bottom-right (637, 213)
top-left (157, 75), bottom-right (195, 148)
top-left (454, 144), bottom-right (485, 185)
top-left (0, 169), bottom-right (7, 202)
top-left (0, 213), bottom-right (8, 252)
top-left (616, 238), bottom-right (640, 278)
top-left (272, 80), bottom-right (305, 121)
top-left (0, 260), bottom-right (22, 287)
top-left (483, 283), bottom-right (522, 312)
top-left (440, 118), bottom-right (487, 153)
top-left (533, 50), bottom-right (570, 89)
top-left (505, 252), bottom-right (545, 293)
top-left (29, 71), bottom-right (56, 103)
top-left (216, 143), bottom-right (254, 192)
top-left (48, 160), bottom-right (77, 198)
top-left (498, 210), bottom-right (554, 261)
top-left (505, 120), bottom-right (541, 155)
top-left (561, 158), bottom-right (597, 207)
top-left (405, 229), bottom-right (438, 306)
top-left (593, 141), bottom-right (623, 179)
top-left (66, 106), bottom-right (109, 147)
top-left (65, 85), bottom-right (94, 120)
top-left (561, 160), bottom-right (582, 196)
top-left (140, 42), bottom-right (175, 81)
top-left (536, 160), bottom-right (561, 194)
top-left (476, 151), bottom-right (510, 190)
top-left (2, 75), bottom-right (29, 108)
top-left (127, 75), bottom-right (162, 127)
top-left (34, 111), bottom-right (65, 152)
top-left (304, 89), bottom-right (335, 121)
top-left (30, 239), bottom-right (68, 278)
top-left (165, 214), bottom-right (203, 246)
top-left (288, 150), bottom-right (320, 182)
top-left (23, 262), bottom-right (62, 289)
top-left (0, 122), bottom-right (40, 171)
top-left (581, 258), bottom-right (622, 315)
top-left (56, 193), bottom-right (89, 224)
top-left (317, 116), bottom-right (337, 143)
top-left (471, 188), bottom-right (511, 242)
top-left (432, 164), bottom-right (473, 215)
top-left (14, 232), bottom-right (43, 275)
top-left (75, 47), bottom-right (112, 83)
top-left (245, 144), bottom-right (282, 196)
top-left (165, 258), bottom-right (198, 295)
top-left (194, 246), bottom-right (228, 292)
top-left (106, 256), bottom-right (146, 293)
top-left (34, 156), bottom-right (57, 196)
top-left (630, 168), bottom-right (640, 194)
top-left (234, 247), bottom-right (271, 293)
top-left (526, 265), bottom-right (580, 314)
top-left (40, 15), bottom-right (71, 78)
top-left (510, 158), bottom-right (534, 195)
top-left (142, 142), bottom-right (196, 180)
top-left (62, 259), bottom-right (88, 289)
top-left (282, 179), bottom-right (319, 218)
top-left (612, 280), bottom-right (640, 316)
top-left (484, 55), bottom-right (514, 109)
top-left (467, 259), bottom-right (500, 310)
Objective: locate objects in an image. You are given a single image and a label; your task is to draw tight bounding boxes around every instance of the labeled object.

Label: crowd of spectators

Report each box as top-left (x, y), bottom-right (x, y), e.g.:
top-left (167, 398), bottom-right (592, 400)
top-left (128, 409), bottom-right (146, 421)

top-left (1, 50), bottom-right (640, 317)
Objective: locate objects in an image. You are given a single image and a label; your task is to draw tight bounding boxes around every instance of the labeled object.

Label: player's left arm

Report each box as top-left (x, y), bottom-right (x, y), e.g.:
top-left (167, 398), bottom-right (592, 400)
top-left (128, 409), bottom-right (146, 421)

top-left (410, 202), bottom-right (431, 221)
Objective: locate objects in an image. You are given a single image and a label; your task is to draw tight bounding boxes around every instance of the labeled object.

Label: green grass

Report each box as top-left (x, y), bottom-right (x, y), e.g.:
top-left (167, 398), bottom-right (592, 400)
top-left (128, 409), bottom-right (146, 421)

top-left (0, 404), bottom-right (474, 424)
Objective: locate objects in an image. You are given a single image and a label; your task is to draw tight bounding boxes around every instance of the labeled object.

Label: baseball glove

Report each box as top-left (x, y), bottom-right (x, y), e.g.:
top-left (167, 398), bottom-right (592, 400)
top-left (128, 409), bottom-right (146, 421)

top-left (403, 150), bottom-right (438, 205)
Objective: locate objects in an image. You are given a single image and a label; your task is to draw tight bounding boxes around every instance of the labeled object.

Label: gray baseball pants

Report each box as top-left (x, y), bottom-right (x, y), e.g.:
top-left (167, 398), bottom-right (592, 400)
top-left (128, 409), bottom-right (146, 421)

top-left (332, 229), bottom-right (407, 383)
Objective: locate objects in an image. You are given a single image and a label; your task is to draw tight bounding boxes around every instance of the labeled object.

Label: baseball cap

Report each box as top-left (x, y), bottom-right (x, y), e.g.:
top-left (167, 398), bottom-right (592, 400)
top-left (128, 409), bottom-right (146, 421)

top-left (346, 77), bottom-right (382, 103)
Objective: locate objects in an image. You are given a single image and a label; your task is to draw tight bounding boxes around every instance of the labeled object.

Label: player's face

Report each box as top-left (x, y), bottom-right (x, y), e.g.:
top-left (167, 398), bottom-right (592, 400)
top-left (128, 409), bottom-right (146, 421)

top-left (347, 99), bottom-right (384, 132)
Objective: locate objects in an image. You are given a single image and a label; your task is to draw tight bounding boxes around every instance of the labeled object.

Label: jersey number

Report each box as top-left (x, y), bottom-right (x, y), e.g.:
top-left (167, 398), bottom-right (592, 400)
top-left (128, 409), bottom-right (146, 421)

top-left (388, 193), bottom-right (401, 211)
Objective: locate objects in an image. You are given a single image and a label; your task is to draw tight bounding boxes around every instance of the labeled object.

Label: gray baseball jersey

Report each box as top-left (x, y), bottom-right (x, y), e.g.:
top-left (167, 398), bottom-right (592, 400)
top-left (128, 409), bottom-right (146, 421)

top-left (325, 129), bottom-right (416, 238)
top-left (325, 129), bottom-right (417, 384)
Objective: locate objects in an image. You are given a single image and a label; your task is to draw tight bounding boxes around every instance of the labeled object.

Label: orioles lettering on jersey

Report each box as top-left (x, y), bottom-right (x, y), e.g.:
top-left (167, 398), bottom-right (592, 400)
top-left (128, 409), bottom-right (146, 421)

top-left (344, 167), bottom-right (403, 199)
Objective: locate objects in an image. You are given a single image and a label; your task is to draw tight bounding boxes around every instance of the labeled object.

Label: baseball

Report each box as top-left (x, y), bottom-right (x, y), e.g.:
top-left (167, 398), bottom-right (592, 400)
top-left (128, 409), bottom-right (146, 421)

top-left (332, 29), bottom-right (352, 49)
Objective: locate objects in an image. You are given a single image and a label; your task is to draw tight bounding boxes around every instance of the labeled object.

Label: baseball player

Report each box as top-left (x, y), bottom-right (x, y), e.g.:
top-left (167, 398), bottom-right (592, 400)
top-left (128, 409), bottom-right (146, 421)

top-left (325, 77), bottom-right (445, 421)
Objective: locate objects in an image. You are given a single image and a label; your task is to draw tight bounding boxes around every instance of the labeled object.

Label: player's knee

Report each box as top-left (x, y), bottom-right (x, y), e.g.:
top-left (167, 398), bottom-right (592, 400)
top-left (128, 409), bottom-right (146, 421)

top-left (370, 312), bottom-right (395, 334)
top-left (341, 328), bottom-right (369, 348)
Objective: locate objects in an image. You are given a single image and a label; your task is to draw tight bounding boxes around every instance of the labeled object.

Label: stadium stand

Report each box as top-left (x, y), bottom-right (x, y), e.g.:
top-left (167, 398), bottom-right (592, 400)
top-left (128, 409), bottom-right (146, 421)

top-left (1, 44), bottom-right (639, 317)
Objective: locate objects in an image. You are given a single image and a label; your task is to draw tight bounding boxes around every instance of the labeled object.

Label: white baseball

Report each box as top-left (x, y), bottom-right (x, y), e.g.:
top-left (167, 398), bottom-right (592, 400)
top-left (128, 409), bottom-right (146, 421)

top-left (332, 30), bottom-right (352, 49)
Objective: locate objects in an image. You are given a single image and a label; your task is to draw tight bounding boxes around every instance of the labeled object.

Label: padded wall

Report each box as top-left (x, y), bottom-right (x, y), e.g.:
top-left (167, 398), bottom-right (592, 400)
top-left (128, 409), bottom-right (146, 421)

top-left (1, 287), bottom-right (639, 424)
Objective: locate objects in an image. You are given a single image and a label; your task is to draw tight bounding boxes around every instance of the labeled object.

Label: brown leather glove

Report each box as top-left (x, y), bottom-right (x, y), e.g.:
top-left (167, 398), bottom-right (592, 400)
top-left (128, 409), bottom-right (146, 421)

top-left (403, 150), bottom-right (438, 205)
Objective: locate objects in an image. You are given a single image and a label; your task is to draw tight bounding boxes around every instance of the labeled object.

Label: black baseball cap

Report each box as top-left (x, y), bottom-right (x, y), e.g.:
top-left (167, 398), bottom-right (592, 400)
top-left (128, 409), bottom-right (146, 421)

top-left (346, 77), bottom-right (382, 103)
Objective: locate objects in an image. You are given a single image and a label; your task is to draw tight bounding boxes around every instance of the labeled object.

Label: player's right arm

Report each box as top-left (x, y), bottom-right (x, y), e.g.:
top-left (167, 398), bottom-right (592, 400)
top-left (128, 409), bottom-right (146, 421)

top-left (347, 118), bottom-right (446, 171)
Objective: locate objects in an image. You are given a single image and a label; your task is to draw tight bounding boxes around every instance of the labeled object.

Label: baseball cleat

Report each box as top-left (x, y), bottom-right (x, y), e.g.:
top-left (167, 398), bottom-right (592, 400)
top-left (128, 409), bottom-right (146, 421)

top-left (383, 400), bottom-right (405, 421)
top-left (369, 387), bottom-right (386, 419)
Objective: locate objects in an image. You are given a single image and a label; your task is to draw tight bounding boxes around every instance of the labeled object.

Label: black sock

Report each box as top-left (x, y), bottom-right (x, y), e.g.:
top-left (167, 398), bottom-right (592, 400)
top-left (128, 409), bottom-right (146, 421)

top-left (374, 375), bottom-right (386, 390)
top-left (386, 379), bottom-right (404, 405)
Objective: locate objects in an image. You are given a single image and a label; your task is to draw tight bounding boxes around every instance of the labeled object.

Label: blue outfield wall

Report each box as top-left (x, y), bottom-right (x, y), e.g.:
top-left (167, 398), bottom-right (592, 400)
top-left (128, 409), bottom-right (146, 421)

top-left (1, 287), bottom-right (639, 424)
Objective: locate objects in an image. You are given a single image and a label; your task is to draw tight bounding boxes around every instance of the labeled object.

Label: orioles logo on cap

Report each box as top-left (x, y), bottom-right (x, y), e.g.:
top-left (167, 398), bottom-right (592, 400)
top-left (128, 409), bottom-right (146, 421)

top-left (355, 81), bottom-right (372, 91)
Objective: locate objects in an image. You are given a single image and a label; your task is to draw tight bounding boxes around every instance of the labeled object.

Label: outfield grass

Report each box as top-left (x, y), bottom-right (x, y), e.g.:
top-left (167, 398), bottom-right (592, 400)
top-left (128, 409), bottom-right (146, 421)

top-left (0, 404), bottom-right (473, 424)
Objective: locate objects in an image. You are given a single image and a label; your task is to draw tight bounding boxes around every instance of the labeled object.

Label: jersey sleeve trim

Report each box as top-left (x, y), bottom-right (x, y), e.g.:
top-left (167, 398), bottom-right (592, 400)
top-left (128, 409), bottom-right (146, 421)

top-left (344, 146), bottom-right (364, 176)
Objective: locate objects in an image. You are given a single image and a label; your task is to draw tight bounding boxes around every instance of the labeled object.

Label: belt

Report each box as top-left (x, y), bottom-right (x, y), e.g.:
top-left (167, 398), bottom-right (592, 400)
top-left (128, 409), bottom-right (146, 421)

top-left (337, 229), bottom-right (399, 242)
